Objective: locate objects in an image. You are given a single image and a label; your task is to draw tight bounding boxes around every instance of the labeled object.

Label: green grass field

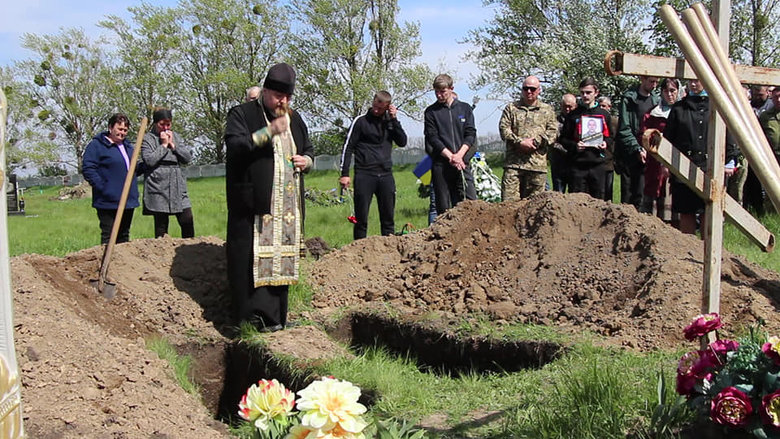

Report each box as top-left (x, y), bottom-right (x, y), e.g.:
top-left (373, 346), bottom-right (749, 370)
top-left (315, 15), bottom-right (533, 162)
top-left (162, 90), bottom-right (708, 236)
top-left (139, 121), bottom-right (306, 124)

top-left (8, 168), bottom-right (780, 438)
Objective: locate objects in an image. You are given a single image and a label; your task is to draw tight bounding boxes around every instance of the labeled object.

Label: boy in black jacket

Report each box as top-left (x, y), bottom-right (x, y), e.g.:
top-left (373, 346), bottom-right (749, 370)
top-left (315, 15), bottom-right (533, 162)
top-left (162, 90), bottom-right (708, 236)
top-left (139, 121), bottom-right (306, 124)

top-left (424, 74), bottom-right (478, 214)
top-left (560, 77), bottom-right (614, 200)
top-left (339, 91), bottom-right (408, 239)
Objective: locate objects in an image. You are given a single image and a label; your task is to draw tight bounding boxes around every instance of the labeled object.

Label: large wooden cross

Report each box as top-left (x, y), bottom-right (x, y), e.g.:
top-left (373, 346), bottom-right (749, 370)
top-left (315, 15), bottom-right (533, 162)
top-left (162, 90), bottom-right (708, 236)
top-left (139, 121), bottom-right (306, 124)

top-left (605, 0), bottom-right (780, 322)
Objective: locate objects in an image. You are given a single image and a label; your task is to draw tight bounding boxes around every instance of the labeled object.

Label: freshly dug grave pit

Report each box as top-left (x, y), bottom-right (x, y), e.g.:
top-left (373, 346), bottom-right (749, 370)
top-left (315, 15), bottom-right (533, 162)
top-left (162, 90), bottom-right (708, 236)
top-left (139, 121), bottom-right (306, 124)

top-left (10, 192), bottom-right (780, 437)
top-left (310, 192), bottom-right (780, 351)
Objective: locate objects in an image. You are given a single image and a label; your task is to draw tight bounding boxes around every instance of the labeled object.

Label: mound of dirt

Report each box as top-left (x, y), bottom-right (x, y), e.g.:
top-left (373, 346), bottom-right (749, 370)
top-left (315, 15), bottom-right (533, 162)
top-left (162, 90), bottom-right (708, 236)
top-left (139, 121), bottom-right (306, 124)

top-left (9, 192), bottom-right (780, 436)
top-left (310, 192), bottom-right (780, 350)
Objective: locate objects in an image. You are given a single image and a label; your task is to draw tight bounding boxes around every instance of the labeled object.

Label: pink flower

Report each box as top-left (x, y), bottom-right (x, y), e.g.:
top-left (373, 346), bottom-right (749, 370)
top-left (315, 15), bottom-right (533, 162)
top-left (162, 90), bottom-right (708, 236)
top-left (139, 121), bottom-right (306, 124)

top-left (760, 390), bottom-right (780, 430)
top-left (709, 339), bottom-right (739, 358)
top-left (676, 350), bottom-right (718, 396)
top-left (762, 336), bottom-right (780, 366)
top-left (710, 387), bottom-right (753, 428)
top-left (347, 216), bottom-right (357, 224)
top-left (683, 313), bottom-right (723, 341)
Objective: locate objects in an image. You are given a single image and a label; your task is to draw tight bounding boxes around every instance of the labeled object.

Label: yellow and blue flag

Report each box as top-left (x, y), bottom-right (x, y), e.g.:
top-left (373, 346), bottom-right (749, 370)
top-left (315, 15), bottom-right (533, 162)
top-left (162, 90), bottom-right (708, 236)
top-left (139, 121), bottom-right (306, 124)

top-left (413, 155), bottom-right (433, 185)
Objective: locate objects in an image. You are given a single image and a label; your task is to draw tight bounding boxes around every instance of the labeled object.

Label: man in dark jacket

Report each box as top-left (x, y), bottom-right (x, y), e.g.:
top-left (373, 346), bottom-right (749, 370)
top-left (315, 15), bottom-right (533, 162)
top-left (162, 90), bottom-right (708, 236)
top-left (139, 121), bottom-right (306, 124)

top-left (560, 77), bottom-right (614, 200)
top-left (224, 63), bottom-right (314, 332)
top-left (82, 113), bottom-right (143, 244)
top-left (424, 74), bottom-right (477, 214)
top-left (665, 79), bottom-right (738, 234)
top-left (615, 76), bottom-right (660, 207)
top-left (339, 91), bottom-right (407, 239)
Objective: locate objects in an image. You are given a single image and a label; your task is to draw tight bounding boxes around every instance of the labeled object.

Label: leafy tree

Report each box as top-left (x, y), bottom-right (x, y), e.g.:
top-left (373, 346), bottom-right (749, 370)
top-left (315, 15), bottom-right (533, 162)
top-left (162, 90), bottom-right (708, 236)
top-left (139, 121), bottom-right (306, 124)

top-left (174, 0), bottom-right (288, 163)
top-left (311, 123), bottom-right (348, 156)
top-left (99, 3), bottom-right (185, 124)
top-left (288, 0), bottom-right (432, 132)
top-left (650, 0), bottom-right (778, 68)
top-left (465, 0), bottom-right (651, 103)
top-left (0, 66), bottom-right (60, 175)
top-left (18, 28), bottom-right (119, 172)
top-left (729, 0), bottom-right (780, 67)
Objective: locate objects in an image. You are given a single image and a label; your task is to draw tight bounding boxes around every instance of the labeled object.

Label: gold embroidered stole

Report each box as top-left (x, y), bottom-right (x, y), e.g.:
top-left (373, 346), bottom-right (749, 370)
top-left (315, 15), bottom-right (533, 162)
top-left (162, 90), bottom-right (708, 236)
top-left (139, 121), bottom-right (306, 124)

top-left (253, 113), bottom-right (304, 286)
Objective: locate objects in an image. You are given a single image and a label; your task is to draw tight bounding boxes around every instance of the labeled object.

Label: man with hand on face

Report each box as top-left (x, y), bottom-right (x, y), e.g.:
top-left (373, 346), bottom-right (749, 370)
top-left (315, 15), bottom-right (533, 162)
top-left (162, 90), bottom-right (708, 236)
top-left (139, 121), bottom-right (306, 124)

top-left (498, 75), bottom-right (558, 200)
top-left (424, 74), bottom-right (477, 215)
top-left (339, 91), bottom-right (408, 239)
top-left (224, 63), bottom-right (314, 332)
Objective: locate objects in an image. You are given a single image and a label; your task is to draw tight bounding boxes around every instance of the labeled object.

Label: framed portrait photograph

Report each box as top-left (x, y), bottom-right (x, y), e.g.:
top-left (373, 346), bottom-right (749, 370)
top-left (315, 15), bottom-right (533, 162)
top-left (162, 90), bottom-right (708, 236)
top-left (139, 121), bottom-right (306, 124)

top-left (580, 116), bottom-right (603, 147)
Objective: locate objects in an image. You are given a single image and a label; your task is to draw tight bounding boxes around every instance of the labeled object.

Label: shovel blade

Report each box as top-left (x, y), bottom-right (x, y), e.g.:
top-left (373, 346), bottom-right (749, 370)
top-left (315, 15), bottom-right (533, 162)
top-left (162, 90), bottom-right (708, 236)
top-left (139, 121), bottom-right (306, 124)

top-left (90, 278), bottom-right (117, 299)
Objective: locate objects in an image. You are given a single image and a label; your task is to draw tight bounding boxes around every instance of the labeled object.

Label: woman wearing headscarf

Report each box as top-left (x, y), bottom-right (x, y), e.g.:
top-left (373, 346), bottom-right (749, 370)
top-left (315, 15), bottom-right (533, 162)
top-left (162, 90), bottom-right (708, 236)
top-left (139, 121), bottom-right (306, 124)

top-left (141, 107), bottom-right (195, 238)
top-left (638, 78), bottom-right (682, 220)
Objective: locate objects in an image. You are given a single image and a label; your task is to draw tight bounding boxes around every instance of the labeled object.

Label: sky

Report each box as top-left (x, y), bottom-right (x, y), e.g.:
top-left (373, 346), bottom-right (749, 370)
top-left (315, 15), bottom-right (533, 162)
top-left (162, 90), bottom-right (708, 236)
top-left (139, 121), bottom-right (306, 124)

top-left (0, 0), bottom-right (504, 136)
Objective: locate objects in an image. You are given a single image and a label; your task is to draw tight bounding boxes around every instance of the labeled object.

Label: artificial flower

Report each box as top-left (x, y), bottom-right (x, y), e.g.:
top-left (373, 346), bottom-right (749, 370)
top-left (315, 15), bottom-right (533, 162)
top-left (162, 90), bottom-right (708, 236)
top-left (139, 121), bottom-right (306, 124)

top-left (710, 386), bottom-right (753, 428)
top-left (761, 390), bottom-right (780, 430)
top-left (296, 377), bottom-right (368, 433)
top-left (709, 339), bottom-right (739, 358)
top-left (676, 350), bottom-right (716, 396)
top-left (683, 313), bottom-right (722, 341)
top-left (286, 424), bottom-right (316, 439)
top-left (762, 336), bottom-right (780, 366)
top-left (238, 378), bottom-right (296, 431)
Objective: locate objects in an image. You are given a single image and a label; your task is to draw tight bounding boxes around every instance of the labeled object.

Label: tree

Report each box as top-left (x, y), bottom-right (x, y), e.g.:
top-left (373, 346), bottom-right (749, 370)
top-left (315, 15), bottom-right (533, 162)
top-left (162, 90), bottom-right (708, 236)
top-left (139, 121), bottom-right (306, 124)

top-left (0, 66), bottom-right (60, 175)
top-left (19, 28), bottom-right (120, 172)
top-left (173, 0), bottom-right (289, 163)
top-left (465, 0), bottom-right (651, 103)
top-left (99, 3), bottom-right (185, 123)
top-left (288, 0), bottom-right (432, 132)
top-left (650, 0), bottom-right (779, 68)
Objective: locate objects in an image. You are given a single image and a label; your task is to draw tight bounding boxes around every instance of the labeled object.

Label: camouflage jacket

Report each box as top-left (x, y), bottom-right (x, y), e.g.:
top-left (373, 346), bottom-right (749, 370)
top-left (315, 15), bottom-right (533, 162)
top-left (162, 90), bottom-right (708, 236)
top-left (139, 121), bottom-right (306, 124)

top-left (499, 100), bottom-right (558, 172)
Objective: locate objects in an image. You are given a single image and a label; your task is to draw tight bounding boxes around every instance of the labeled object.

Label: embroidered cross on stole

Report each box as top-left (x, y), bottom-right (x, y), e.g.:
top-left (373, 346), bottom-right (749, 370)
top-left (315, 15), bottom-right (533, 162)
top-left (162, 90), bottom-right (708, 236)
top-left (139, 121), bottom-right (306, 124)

top-left (253, 113), bottom-right (304, 287)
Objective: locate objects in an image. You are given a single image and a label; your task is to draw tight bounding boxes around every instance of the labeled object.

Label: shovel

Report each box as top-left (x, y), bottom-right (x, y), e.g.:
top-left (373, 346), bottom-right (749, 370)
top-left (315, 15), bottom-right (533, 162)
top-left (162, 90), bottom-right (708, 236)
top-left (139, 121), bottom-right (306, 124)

top-left (92, 117), bottom-right (148, 299)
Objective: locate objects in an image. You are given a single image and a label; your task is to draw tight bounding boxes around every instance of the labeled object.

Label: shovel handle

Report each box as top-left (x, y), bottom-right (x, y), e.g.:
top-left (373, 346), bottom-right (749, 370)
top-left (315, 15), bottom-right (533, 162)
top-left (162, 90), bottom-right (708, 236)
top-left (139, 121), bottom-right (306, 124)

top-left (99, 117), bottom-right (149, 282)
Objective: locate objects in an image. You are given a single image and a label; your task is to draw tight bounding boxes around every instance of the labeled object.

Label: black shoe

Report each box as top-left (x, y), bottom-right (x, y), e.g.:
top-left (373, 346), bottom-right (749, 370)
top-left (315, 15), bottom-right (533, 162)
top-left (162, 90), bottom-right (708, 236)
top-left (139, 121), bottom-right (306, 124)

top-left (258, 324), bottom-right (284, 333)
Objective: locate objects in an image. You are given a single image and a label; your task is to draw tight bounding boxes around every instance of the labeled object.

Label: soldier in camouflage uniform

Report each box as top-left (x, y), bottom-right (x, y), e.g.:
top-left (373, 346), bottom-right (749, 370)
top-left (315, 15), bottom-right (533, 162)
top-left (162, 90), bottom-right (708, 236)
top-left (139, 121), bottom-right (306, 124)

top-left (499, 76), bottom-right (559, 201)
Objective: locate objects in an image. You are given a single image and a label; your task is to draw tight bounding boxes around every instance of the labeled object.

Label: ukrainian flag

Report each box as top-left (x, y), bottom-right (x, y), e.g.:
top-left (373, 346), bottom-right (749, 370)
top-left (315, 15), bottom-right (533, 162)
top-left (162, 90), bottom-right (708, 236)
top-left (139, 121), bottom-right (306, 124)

top-left (413, 155), bottom-right (433, 185)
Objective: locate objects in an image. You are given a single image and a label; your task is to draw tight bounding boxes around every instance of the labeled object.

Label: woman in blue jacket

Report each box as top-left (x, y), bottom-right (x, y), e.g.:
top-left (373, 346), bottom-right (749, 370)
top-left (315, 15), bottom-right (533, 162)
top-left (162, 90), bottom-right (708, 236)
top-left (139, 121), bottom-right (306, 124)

top-left (82, 113), bottom-right (143, 244)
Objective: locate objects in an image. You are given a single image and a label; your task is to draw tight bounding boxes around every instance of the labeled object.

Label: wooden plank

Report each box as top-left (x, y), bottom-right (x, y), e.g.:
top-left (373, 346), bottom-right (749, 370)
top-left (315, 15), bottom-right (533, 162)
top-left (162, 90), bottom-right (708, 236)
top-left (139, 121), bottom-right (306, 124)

top-left (700, 0), bottom-right (729, 321)
top-left (605, 51), bottom-right (780, 85)
top-left (642, 129), bottom-right (774, 252)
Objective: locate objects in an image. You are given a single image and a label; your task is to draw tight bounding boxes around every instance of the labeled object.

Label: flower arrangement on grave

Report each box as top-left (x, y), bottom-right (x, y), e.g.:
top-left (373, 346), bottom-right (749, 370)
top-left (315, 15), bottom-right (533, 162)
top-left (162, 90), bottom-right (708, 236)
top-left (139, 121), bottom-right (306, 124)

top-left (469, 152), bottom-right (501, 203)
top-left (238, 376), bottom-right (368, 439)
top-left (675, 313), bottom-right (780, 437)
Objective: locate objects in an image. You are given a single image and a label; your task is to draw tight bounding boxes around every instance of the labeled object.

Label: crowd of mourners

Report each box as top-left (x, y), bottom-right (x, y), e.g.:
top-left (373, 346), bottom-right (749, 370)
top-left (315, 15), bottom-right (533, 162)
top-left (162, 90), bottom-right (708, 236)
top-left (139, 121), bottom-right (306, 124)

top-left (79, 64), bottom-right (779, 332)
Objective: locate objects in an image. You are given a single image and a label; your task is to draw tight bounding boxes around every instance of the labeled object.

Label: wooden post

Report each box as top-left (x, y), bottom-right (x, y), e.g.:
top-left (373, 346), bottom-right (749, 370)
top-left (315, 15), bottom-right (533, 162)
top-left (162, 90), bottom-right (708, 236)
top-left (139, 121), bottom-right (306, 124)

top-left (701, 0), bottom-right (729, 320)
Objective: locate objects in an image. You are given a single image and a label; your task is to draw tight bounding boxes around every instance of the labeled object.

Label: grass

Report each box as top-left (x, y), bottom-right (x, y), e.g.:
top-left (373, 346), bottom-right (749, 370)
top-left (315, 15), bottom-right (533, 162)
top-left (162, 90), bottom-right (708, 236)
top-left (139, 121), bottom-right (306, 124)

top-left (8, 166), bottom-right (780, 437)
top-left (145, 336), bottom-right (200, 397)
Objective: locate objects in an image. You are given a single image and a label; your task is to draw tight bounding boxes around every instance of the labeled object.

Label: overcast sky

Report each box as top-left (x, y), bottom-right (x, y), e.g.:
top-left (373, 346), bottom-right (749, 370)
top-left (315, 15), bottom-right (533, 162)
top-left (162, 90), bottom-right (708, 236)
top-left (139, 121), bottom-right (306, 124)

top-left (0, 0), bottom-right (505, 135)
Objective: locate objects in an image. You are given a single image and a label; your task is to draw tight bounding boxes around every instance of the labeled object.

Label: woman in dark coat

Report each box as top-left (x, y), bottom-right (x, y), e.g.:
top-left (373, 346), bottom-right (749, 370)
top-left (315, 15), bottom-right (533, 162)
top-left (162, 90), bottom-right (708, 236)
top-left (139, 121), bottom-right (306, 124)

top-left (141, 108), bottom-right (194, 238)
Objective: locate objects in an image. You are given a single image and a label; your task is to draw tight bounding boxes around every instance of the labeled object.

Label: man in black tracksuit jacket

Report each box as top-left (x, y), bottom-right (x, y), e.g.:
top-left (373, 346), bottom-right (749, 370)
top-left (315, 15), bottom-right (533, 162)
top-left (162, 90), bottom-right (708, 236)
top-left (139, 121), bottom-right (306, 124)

top-left (424, 74), bottom-right (477, 214)
top-left (339, 91), bottom-right (408, 239)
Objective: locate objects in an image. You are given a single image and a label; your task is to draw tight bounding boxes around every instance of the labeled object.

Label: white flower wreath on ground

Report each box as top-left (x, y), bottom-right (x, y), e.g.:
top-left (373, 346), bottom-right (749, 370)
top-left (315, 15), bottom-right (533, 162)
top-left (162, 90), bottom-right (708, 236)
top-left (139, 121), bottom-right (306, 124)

top-left (470, 152), bottom-right (501, 203)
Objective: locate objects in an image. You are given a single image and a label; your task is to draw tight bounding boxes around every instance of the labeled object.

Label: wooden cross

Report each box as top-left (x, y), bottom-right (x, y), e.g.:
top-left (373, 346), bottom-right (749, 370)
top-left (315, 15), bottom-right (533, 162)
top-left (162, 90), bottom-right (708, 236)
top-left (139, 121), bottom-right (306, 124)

top-left (605, 0), bottom-right (780, 323)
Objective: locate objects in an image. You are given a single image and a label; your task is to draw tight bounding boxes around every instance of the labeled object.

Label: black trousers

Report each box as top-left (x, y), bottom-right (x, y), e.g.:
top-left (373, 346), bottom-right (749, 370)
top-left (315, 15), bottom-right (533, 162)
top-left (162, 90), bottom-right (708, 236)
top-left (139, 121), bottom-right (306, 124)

top-left (96, 208), bottom-right (134, 245)
top-left (624, 161), bottom-right (645, 208)
top-left (226, 210), bottom-right (288, 328)
top-left (603, 170), bottom-right (614, 202)
top-left (431, 161), bottom-right (476, 214)
top-left (152, 207), bottom-right (194, 238)
top-left (743, 166), bottom-right (765, 215)
top-left (353, 171), bottom-right (396, 239)
top-left (549, 150), bottom-right (569, 193)
top-left (570, 162), bottom-right (606, 200)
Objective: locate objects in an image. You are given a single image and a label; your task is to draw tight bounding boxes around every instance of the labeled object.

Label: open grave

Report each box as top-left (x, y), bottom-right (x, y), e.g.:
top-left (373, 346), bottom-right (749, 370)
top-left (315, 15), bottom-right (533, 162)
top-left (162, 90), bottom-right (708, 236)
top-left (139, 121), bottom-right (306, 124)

top-left (11, 192), bottom-right (780, 437)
